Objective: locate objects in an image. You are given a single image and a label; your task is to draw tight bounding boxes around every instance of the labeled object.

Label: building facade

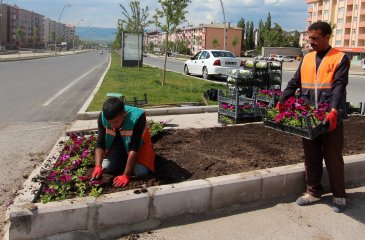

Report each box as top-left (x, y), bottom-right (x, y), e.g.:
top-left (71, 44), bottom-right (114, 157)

top-left (145, 23), bottom-right (243, 56)
top-left (0, 4), bottom-right (72, 49)
top-left (306, 0), bottom-right (365, 58)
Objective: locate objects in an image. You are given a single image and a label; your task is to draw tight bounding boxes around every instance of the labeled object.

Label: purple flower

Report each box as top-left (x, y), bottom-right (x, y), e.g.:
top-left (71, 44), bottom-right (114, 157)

top-left (81, 150), bottom-right (90, 159)
top-left (44, 187), bottom-right (56, 194)
top-left (72, 159), bottom-right (82, 166)
top-left (78, 175), bottom-right (88, 181)
top-left (60, 154), bottom-right (71, 162)
top-left (60, 174), bottom-right (72, 183)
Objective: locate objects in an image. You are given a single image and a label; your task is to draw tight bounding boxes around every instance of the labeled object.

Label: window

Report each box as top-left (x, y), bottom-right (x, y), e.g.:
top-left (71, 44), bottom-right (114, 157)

top-left (336, 29), bottom-right (343, 35)
top-left (338, 7), bottom-right (344, 15)
top-left (337, 18), bottom-right (343, 24)
top-left (353, 17), bottom-right (357, 23)
top-left (335, 40), bottom-right (341, 46)
top-left (353, 29), bottom-right (356, 34)
top-left (352, 40), bottom-right (355, 47)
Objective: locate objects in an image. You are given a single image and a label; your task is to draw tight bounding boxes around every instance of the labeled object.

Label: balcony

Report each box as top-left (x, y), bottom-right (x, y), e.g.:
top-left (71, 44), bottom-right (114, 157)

top-left (318, 6), bottom-right (323, 11)
top-left (345, 22), bottom-right (352, 28)
top-left (361, 9), bottom-right (365, 15)
top-left (359, 21), bottom-right (365, 27)
top-left (306, 0), bottom-right (319, 3)
top-left (346, 11), bottom-right (353, 17)
top-left (358, 34), bottom-right (365, 39)
top-left (344, 34), bottom-right (350, 40)
top-left (308, 8), bottom-right (313, 13)
top-left (307, 17), bottom-right (312, 22)
top-left (348, 0), bottom-right (353, 5)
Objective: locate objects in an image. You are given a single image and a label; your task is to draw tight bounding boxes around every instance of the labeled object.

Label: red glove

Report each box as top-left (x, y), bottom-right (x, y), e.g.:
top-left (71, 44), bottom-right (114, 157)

top-left (113, 174), bottom-right (131, 187)
top-left (91, 166), bottom-right (102, 180)
top-left (324, 110), bottom-right (338, 132)
top-left (275, 102), bottom-right (282, 110)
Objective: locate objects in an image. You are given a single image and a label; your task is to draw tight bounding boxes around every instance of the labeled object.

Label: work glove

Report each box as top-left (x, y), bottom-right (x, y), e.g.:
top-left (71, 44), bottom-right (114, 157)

top-left (113, 174), bottom-right (131, 187)
top-left (323, 110), bottom-right (338, 132)
top-left (275, 102), bottom-right (282, 110)
top-left (91, 166), bottom-right (103, 180)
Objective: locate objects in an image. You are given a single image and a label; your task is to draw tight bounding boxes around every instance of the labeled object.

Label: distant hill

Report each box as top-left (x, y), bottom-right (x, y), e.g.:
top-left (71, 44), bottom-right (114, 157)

top-left (76, 27), bottom-right (117, 42)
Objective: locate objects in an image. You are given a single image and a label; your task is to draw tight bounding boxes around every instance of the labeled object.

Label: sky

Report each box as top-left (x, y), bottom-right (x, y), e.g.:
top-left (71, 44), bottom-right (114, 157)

top-left (2, 0), bottom-right (309, 31)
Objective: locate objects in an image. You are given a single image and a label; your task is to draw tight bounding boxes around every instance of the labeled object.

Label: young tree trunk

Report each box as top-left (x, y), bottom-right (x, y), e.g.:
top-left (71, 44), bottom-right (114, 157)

top-left (137, 34), bottom-right (140, 71)
top-left (162, 32), bottom-right (168, 86)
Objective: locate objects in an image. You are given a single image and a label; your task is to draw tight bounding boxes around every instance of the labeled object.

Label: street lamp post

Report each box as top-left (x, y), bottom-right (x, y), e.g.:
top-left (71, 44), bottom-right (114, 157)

top-left (73, 18), bottom-right (84, 53)
top-left (219, 0), bottom-right (226, 50)
top-left (0, 0), bottom-right (3, 49)
top-left (54, 3), bottom-right (71, 55)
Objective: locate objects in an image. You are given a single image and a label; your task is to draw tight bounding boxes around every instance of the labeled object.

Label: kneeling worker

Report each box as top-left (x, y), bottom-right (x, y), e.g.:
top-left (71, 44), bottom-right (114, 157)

top-left (91, 97), bottom-right (155, 187)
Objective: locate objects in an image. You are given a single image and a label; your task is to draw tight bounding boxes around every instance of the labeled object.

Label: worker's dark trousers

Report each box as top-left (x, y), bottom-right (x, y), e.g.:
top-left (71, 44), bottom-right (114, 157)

top-left (302, 124), bottom-right (347, 198)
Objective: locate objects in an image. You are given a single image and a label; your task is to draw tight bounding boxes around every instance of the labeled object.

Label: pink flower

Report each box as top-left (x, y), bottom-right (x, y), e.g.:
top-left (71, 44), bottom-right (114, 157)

top-left (78, 175), bottom-right (88, 181)
top-left (72, 159), bottom-right (82, 166)
top-left (60, 174), bottom-right (72, 182)
top-left (60, 154), bottom-right (71, 162)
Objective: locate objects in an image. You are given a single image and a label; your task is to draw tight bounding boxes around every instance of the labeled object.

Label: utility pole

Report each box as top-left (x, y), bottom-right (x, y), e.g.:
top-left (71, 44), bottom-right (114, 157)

top-left (219, 0), bottom-right (226, 50)
top-left (0, 0), bottom-right (3, 49)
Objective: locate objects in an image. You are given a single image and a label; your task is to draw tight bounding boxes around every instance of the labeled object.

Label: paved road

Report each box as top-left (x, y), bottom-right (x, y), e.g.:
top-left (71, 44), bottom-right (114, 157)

top-left (144, 55), bottom-right (365, 105)
top-left (0, 51), bottom-right (109, 238)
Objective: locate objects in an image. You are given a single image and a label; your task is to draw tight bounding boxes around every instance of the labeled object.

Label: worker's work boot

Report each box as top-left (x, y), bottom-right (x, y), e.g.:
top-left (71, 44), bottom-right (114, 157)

top-left (296, 193), bottom-right (321, 206)
top-left (332, 197), bottom-right (346, 213)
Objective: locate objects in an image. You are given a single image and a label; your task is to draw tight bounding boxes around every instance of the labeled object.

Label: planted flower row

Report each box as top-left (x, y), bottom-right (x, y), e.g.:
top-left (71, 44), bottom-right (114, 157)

top-left (39, 120), bottom-right (165, 203)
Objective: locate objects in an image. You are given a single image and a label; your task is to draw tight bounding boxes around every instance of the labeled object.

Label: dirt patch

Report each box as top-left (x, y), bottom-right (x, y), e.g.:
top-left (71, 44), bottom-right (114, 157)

top-left (92, 115), bottom-right (365, 194)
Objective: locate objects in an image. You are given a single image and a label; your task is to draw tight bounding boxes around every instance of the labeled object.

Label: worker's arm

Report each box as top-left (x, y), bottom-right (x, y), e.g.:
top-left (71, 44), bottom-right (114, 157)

top-left (331, 54), bottom-right (350, 110)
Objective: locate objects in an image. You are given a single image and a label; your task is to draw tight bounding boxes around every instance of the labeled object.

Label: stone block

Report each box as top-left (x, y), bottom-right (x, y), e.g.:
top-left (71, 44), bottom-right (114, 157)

top-left (152, 180), bottom-right (211, 219)
top-left (260, 164), bottom-right (306, 200)
top-left (207, 172), bottom-right (261, 209)
top-left (97, 190), bottom-right (150, 228)
top-left (9, 197), bottom-right (95, 240)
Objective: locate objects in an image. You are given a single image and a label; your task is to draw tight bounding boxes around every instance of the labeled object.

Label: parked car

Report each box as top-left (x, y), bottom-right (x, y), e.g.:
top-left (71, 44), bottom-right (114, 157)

top-left (254, 55), bottom-right (264, 60)
top-left (274, 55), bottom-right (285, 62)
top-left (184, 50), bottom-right (244, 79)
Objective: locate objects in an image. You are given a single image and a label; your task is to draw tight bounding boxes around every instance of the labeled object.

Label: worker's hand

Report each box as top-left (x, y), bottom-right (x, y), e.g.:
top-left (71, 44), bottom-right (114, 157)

top-left (323, 110), bottom-right (338, 132)
top-left (91, 166), bottom-right (103, 180)
top-left (275, 102), bottom-right (282, 110)
top-left (113, 174), bottom-right (131, 187)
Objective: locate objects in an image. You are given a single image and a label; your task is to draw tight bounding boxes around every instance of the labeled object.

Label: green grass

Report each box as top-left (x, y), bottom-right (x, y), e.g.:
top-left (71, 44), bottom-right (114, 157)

top-left (87, 51), bottom-right (225, 112)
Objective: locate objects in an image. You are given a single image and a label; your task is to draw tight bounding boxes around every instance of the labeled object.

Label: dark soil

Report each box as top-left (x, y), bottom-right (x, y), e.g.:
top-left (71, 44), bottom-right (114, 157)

top-left (97, 115), bottom-right (365, 194)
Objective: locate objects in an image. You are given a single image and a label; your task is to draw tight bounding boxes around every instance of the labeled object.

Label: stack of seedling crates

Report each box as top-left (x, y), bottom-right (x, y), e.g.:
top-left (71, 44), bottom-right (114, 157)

top-left (218, 60), bottom-right (283, 124)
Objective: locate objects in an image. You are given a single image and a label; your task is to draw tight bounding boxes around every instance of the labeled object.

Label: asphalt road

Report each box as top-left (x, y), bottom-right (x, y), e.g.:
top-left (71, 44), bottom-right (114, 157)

top-left (0, 51), bottom-right (109, 238)
top-left (144, 55), bottom-right (365, 105)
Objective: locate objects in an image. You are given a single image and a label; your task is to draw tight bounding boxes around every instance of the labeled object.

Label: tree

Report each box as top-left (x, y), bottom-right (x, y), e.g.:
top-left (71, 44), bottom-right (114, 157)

top-left (232, 36), bottom-right (239, 55)
top-left (32, 27), bottom-right (39, 49)
top-left (237, 18), bottom-right (245, 54)
top-left (257, 20), bottom-right (265, 52)
top-left (120, 0), bottom-right (152, 69)
top-left (248, 22), bottom-right (255, 50)
top-left (212, 38), bottom-right (220, 48)
top-left (153, 0), bottom-right (191, 86)
top-left (112, 19), bottom-right (123, 50)
top-left (16, 27), bottom-right (25, 50)
top-left (265, 12), bottom-right (272, 32)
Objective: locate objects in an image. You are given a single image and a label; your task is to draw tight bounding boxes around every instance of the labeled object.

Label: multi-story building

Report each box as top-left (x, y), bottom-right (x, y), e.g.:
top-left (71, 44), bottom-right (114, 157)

top-left (7, 4), bottom-right (44, 48)
top-left (0, 4), bottom-right (72, 49)
top-left (145, 23), bottom-right (243, 56)
top-left (306, 0), bottom-right (365, 58)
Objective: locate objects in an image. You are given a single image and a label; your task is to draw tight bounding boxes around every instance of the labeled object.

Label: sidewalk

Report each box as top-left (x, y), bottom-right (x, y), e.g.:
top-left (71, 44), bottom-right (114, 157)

top-left (120, 185), bottom-right (365, 240)
top-left (0, 49), bottom-right (89, 61)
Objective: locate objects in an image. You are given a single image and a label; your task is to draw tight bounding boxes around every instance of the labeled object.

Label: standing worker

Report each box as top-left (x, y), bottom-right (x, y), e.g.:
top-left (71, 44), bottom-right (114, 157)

top-left (91, 97), bottom-right (155, 187)
top-left (278, 21), bottom-right (350, 213)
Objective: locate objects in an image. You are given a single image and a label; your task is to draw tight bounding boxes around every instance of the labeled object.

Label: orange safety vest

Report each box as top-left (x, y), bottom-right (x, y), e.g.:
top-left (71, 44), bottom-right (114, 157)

top-left (301, 48), bottom-right (345, 90)
top-left (300, 48), bottom-right (345, 109)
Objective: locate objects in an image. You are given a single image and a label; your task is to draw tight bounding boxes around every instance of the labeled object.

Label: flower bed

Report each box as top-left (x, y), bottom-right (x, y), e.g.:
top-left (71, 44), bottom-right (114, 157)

top-left (262, 96), bottom-right (330, 140)
top-left (37, 120), bottom-right (165, 203)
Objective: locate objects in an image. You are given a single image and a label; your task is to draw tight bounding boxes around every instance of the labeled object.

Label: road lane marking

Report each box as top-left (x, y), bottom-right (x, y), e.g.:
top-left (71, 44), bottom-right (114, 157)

top-left (43, 64), bottom-right (101, 106)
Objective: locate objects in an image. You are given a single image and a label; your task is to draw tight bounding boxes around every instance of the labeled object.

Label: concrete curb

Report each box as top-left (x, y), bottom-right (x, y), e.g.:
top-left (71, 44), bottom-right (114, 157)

top-left (5, 131), bottom-right (365, 239)
top-left (77, 105), bottom-right (219, 120)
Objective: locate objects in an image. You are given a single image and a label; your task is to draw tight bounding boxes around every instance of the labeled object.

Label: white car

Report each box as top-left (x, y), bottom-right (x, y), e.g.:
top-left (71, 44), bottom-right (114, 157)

top-left (184, 50), bottom-right (244, 79)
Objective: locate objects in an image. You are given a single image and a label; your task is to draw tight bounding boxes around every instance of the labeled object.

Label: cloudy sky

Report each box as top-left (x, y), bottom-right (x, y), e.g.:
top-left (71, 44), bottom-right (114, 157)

top-left (3, 0), bottom-right (309, 31)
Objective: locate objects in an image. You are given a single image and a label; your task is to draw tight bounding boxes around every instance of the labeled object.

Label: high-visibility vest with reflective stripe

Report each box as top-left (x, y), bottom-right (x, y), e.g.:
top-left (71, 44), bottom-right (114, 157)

top-left (101, 105), bottom-right (155, 172)
top-left (301, 48), bottom-right (345, 90)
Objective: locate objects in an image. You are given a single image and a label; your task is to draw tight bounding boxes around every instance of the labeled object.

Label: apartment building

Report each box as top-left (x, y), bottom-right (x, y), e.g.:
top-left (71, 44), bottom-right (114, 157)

top-left (145, 23), bottom-right (243, 56)
top-left (0, 4), bottom-right (72, 49)
top-left (306, 0), bottom-right (365, 58)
